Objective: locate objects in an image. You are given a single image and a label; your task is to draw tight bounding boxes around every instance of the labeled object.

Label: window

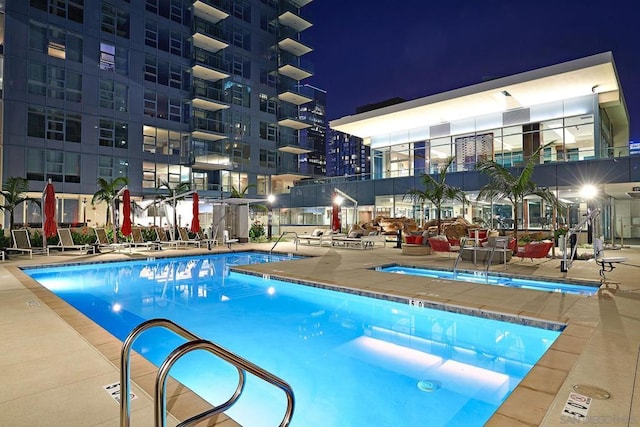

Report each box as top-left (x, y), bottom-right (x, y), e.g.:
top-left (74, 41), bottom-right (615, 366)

top-left (228, 82), bottom-right (251, 107)
top-left (260, 68), bottom-right (276, 87)
top-left (260, 149), bottom-right (276, 168)
top-left (170, 31), bottom-right (183, 57)
top-left (143, 126), bottom-right (157, 153)
top-left (99, 118), bottom-right (128, 148)
top-left (29, 22), bottom-right (83, 63)
top-left (169, 98), bottom-right (182, 122)
top-left (232, 29), bottom-right (249, 50)
top-left (100, 43), bottom-right (115, 71)
top-left (145, 21), bottom-right (158, 48)
top-left (28, 107), bottom-right (80, 142)
top-left (259, 93), bottom-right (276, 114)
top-left (144, 90), bottom-right (158, 118)
top-left (102, 3), bottom-right (130, 38)
top-left (99, 79), bottom-right (128, 112)
top-left (27, 63), bottom-right (47, 96)
top-left (31, 0), bottom-right (84, 24)
top-left (144, 55), bottom-right (157, 82)
top-left (169, 64), bottom-right (182, 89)
top-left (260, 122), bottom-right (277, 141)
top-left (98, 156), bottom-right (128, 180)
top-left (143, 162), bottom-right (156, 189)
top-left (26, 149), bottom-right (45, 181)
top-left (27, 149), bottom-right (81, 183)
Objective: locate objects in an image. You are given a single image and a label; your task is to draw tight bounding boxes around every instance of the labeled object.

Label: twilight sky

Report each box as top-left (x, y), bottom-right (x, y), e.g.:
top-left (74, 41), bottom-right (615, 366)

top-left (303, 0), bottom-right (639, 141)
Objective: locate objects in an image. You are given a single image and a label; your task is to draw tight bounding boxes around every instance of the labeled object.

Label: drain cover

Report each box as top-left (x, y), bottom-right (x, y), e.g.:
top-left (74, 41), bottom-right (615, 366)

top-left (572, 384), bottom-right (611, 399)
top-left (417, 380), bottom-right (440, 392)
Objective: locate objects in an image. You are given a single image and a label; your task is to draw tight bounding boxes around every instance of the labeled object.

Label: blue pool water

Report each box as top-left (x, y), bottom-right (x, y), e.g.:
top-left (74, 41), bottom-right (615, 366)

top-left (380, 266), bottom-right (599, 296)
top-left (24, 253), bottom-right (561, 427)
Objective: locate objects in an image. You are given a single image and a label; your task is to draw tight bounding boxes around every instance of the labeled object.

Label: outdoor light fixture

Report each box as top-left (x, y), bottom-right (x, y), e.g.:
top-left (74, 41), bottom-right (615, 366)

top-left (334, 188), bottom-right (358, 228)
top-left (580, 184), bottom-right (598, 200)
top-left (267, 194), bottom-right (275, 240)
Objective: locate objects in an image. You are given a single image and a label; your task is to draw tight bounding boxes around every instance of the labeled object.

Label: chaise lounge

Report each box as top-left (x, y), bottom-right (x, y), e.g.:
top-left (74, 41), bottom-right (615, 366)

top-left (428, 236), bottom-right (461, 257)
top-left (516, 240), bottom-right (554, 261)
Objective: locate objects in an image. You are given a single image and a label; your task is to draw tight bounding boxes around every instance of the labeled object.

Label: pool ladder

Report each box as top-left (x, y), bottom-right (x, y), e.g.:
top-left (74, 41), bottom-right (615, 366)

top-left (120, 318), bottom-right (295, 427)
top-left (453, 237), bottom-right (510, 280)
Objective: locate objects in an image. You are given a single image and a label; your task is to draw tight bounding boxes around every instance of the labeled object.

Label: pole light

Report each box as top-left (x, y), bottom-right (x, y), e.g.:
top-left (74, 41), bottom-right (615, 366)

top-left (83, 198), bottom-right (87, 226)
top-left (267, 194), bottom-right (275, 240)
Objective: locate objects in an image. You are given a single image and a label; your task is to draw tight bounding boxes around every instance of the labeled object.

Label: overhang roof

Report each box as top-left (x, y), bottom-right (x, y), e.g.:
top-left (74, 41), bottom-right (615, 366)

top-left (330, 52), bottom-right (628, 139)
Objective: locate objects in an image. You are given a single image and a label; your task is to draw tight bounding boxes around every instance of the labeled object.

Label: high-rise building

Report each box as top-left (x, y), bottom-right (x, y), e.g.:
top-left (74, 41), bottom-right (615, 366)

top-left (298, 84), bottom-right (326, 177)
top-left (0, 0), bottom-right (313, 227)
top-left (326, 129), bottom-right (370, 177)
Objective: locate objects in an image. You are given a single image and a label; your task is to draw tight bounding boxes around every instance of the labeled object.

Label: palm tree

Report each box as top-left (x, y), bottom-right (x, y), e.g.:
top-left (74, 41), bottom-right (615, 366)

top-left (404, 156), bottom-right (467, 233)
top-left (156, 179), bottom-right (191, 231)
top-left (0, 177), bottom-right (41, 230)
top-left (476, 144), bottom-right (560, 249)
top-left (230, 184), bottom-right (255, 198)
top-left (91, 177), bottom-right (129, 225)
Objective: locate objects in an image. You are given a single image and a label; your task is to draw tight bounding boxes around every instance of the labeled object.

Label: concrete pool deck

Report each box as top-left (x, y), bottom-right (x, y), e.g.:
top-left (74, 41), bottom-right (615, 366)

top-left (1, 242), bottom-right (639, 426)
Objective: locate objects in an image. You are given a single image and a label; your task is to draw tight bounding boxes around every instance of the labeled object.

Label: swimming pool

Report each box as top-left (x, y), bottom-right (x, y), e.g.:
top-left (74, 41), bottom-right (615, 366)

top-left (24, 252), bottom-right (561, 427)
top-left (379, 265), bottom-right (599, 296)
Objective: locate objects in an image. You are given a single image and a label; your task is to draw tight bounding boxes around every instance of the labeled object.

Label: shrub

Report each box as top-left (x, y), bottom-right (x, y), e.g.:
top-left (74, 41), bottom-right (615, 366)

top-left (249, 221), bottom-right (265, 241)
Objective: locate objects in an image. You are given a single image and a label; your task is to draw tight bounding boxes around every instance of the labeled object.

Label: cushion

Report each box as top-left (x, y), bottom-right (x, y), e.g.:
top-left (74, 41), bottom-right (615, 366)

top-left (312, 229), bottom-right (323, 237)
top-left (348, 231), bottom-right (362, 238)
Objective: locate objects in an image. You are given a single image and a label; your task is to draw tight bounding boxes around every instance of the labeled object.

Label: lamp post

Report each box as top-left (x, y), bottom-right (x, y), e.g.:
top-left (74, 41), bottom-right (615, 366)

top-left (267, 194), bottom-right (275, 240)
top-left (82, 198), bottom-right (87, 226)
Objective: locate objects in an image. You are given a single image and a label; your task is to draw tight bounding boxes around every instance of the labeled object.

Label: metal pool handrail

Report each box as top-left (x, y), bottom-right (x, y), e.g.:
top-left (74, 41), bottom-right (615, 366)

top-left (270, 231), bottom-right (299, 253)
top-left (120, 318), bottom-right (295, 427)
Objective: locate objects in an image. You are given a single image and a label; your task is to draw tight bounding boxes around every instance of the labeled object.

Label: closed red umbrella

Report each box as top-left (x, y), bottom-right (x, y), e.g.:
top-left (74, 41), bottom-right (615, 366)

top-left (190, 192), bottom-right (200, 233)
top-left (43, 182), bottom-right (57, 238)
top-left (331, 199), bottom-right (341, 232)
top-left (121, 189), bottom-right (132, 237)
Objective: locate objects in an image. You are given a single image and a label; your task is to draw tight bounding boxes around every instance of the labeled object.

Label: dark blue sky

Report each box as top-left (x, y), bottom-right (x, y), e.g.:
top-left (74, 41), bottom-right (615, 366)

top-left (303, 0), bottom-right (639, 141)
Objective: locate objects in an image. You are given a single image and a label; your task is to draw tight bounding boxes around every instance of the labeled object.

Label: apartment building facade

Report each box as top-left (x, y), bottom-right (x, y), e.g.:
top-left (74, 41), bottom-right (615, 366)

top-left (0, 0), bottom-right (313, 228)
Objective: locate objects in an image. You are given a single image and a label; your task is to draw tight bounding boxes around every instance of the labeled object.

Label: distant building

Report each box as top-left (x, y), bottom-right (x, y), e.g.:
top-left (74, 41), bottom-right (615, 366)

top-left (298, 85), bottom-right (327, 177)
top-left (326, 129), bottom-right (370, 177)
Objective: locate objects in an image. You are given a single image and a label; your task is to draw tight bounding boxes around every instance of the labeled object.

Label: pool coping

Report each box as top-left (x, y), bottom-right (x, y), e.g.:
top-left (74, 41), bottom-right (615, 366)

top-left (11, 250), bottom-right (597, 426)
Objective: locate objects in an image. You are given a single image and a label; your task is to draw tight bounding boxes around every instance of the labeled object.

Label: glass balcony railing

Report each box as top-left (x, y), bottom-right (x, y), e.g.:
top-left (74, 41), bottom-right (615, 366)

top-left (194, 17), bottom-right (228, 43)
top-left (192, 116), bottom-right (227, 135)
top-left (193, 47), bottom-right (230, 73)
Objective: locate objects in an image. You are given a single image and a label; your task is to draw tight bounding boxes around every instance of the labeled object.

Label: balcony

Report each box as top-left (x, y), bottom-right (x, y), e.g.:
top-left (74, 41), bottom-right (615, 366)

top-left (278, 83), bottom-right (314, 105)
top-left (192, 47), bottom-right (230, 82)
top-left (192, 116), bottom-right (227, 141)
top-left (193, 18), bottom-right (229, 53)
top-left (193, 0), bottom-right (229, 24)
top-left (278, 11), bottom-right (312, 32)
top-left (278, 104), bottom-right (311, 130)
top-left (278, 132), bottom-right (312, 154)
top-left (192, 80), bottom-right (229, 112)
top-left (278, 27), bottom-right (312, 56)
top-left (283, 0), bottom-right (313, 7)
top-left (278, 53), bottom-right (313, 81)
top-left (278, 37), bottom-right (312, 57)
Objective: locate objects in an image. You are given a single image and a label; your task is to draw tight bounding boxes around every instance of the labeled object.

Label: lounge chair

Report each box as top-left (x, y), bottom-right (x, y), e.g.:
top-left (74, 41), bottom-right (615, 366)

top-left (197, 229), bottom-right (218, 248)
top-left (94, 228), bottom-right (128, 252)
top-left (178, 227), bottom-right (201, 248)
top-left (128, 227), bottom-right (159, 251)
top-left (154, 226), bottom-right (184, 249)
top-left (9, 229), bottom-right (49, 258)
top-left (223, 230), bottom-right (239, 249)
top-left (428, 236), bottom-right (461, 257)
top-left (57, 228), bottom-right (95, 254)
top-left (516, 240), bottom-right (553, 261)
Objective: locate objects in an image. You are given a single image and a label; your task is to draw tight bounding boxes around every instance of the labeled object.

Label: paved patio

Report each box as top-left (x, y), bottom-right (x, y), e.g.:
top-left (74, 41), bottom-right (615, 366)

top-left (1, 241), bottom-right (639, 426)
